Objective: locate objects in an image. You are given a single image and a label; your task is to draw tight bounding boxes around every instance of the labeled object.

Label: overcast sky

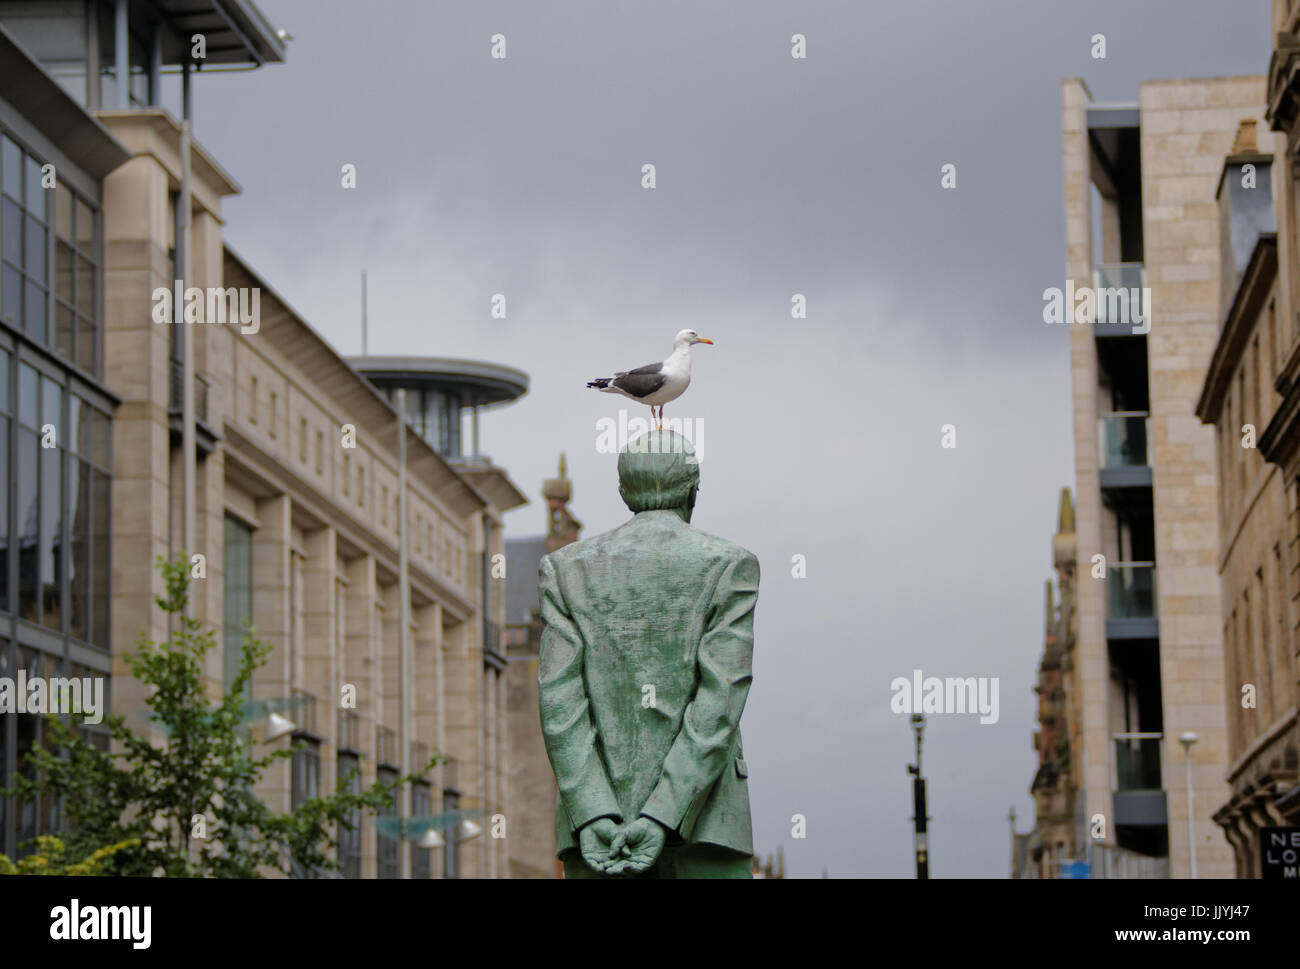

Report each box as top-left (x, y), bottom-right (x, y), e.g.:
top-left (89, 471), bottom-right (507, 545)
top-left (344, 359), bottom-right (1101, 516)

top-left (188, 0), bottom-right (1268, 877)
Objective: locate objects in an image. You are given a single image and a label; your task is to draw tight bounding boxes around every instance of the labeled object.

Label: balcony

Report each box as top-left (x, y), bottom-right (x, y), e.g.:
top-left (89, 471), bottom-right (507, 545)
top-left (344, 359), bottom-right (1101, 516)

top-left (1093, 264), bottom-right (1149, 337)
top-left (1098, 412), bottom-right (1152, 488)
top-left (1112, 732), bottom-right (1168, 827)
top-left (1106, 562), bottom-right (1158, 639)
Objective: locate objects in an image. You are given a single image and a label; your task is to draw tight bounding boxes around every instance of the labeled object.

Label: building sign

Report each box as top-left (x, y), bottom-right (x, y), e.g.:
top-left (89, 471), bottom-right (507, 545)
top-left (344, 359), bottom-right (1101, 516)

top-left (1260, 827), bottom-right (1300, 880)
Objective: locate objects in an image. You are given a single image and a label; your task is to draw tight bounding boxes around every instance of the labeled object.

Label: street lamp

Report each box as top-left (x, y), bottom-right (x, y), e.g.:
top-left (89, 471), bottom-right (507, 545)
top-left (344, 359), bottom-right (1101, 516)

top-left (908, 714), bottom-right (928, 879)
top-left (1179, 732), bottom-right (1198, 879)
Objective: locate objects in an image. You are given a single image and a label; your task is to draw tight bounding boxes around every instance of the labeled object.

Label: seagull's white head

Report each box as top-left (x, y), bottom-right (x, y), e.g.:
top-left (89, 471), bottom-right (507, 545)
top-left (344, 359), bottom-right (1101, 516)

top-left (674, 328), bottom-right (714, 348)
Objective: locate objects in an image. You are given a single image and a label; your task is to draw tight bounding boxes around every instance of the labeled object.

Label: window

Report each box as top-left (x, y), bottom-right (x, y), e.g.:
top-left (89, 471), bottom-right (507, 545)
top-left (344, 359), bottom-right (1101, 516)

top-left (249, 375), bottom-right (258, 424)
top-left (1, 131), bottom-right (100, 374)
top-left (223, 516), bottom-right (253, 693)
top-left (9, 362), bottom-right (106, 639)
top-left (443, 787), bottom-right (460, 878)
top-left (314, 429), bottom-right (324, 474)
top-left (38, 375), bottom-right (61, 631)
top-left (337, 750), bottom-right (362, 879)
top-left (412, 781), bottom-right (432, 879)
top-left (1237, 370), bottom-right (1247, 496)
top-left (376, 765), bottom-right (399, 879)
top-left (1241, 588), bottom-right (1254, 741)
top-left (404, 388), bottom-right (422, 436)
top-left (0, 357), bottom-right (7, 614)
top-left (290, 737), bottom-right (321, 879)
top-left (381, 485), bottom-right (389, 525)
top-left (1267, 298), bottom-right (1278, 396)
top-left (358, 466), bottom-right (365, 507)
top-left (269, 391), bottom-right (278, 438)
top-left (298, 417), bottom-right (307, 463)
top-left (0, 350), bottom-right (111, 857)
top-left (1257, 567), bottom-right (1274, 724)
top-left (1251, 335), bottom-right (1261, 449)
top-left (342, 454), bottom-right (351, 496)
top-left (0, 640), bottom-right (7, 841)
top-left (1, 135), bottom-right (49, 343)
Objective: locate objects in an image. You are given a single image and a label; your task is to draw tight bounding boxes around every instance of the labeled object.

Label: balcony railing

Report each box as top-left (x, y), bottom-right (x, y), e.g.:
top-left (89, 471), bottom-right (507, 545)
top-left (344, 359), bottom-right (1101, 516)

top-left (1099, 412), bottom-right (1150, 468)
top-left (337, 709), bottom-right (360, 753)
top-left (168, 357), bottom-right (210, 424)
top-left (1093, 264), bottom-right (1147, 326)
top-left (1113, 732), bottom-right (1164, 792)
top-left (1088, 842), bottom-right (1170, 879)
top-left (411, 740), bottom-right (432, 775)
top-left (290, 688), bottom-right (317, 735)
top-left (1107, 562), bottom-right (1156, 620)
top-left (376, 726), bottom-right (398, 767)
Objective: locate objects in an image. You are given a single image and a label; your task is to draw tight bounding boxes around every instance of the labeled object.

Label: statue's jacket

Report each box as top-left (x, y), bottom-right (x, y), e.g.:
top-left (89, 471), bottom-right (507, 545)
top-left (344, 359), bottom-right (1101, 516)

top-left (538, 509), bottom-right (760, 859)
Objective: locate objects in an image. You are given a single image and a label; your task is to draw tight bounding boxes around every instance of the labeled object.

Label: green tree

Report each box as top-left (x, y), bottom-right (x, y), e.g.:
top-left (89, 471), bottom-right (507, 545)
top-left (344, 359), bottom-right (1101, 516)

top-left (0, 836), bottom-right (139, 876)
top-left (2, 558), bottom-right (436, 877)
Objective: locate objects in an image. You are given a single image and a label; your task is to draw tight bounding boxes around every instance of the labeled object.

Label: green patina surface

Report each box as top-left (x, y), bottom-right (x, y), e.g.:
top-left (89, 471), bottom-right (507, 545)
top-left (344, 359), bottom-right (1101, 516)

top-left (538, 430), bottom-right (759, 878)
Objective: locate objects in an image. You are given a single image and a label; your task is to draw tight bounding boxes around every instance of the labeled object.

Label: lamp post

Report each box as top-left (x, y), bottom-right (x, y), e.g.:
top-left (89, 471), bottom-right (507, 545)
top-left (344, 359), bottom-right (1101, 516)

top-left (1179, 732), bottom-right (1198, 879)
top-left (908, 713), bottom-right (928, 879)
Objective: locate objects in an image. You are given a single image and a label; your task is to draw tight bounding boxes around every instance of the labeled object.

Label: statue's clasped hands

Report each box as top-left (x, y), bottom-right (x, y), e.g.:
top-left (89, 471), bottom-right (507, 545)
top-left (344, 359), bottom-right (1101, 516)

top-left (579, 816), bottom-right (667, 875)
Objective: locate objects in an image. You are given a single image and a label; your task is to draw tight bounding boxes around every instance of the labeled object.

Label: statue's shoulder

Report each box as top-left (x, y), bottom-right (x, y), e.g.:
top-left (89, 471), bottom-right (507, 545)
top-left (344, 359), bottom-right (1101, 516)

top-left (688, 526), bottom-right (759, 570)
top-left (539, 530), bottom-right (614, 569)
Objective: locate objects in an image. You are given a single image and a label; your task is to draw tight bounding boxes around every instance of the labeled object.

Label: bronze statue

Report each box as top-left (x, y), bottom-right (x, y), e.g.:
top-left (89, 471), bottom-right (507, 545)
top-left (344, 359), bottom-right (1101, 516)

top-left (538, 430), bottom-right (759, 877)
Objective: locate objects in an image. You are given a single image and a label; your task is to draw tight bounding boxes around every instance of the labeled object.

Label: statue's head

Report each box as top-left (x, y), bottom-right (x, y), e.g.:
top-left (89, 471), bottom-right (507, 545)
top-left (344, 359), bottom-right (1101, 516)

top-left (618, 430), bottom-right (699, 521)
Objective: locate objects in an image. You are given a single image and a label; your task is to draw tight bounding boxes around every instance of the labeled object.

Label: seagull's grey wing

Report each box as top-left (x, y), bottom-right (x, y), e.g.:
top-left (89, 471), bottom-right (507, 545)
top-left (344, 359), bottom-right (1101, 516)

top-left (609, 362), bottom-right (667, 399)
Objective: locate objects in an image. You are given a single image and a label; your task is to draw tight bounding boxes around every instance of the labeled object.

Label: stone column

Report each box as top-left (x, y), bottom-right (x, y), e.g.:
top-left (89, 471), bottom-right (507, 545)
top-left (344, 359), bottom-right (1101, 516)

top-left (343, 554), bottom-right (378, 877)
top-left (303, 527), bottom-right (338, 796)
top-left (251, 493), bottom-right (292, 822)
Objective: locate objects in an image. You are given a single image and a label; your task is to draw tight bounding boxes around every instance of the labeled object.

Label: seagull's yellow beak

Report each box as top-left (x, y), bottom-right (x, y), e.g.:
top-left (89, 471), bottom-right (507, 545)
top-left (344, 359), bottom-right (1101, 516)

top-left (696, 337), bottom-right (714, 345)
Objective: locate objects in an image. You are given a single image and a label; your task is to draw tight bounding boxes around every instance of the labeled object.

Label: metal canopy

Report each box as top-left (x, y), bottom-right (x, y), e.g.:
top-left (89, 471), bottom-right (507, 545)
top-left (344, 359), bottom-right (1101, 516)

top-left (144, 0), bottom-right (286, 65)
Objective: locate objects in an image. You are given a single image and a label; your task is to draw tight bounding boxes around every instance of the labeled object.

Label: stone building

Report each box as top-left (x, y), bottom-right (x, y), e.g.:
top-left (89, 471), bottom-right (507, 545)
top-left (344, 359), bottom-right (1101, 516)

top-left (1194, 119), bottom-right (1298, 876)
top-left (0, 0), bottom-right (538, 877)
top-left (503, 455), bottom-right (583, 877)
top-left (1184, 3), bottom-right (1300, 876)
top-left (1025, 489), bottom-right (1081, 878)
top-left (1059, 74), bottom-right (1258, 878)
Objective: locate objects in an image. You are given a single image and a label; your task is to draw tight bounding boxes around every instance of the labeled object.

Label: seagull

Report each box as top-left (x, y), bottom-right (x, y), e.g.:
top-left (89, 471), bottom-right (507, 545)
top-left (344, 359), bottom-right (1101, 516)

top-left (587, 328), bottom-right (714, 429)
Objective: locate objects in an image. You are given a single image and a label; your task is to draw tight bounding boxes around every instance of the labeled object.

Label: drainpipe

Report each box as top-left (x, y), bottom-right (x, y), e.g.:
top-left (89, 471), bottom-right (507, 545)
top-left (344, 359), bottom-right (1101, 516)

top-left (397, 390), bottom-right (412, 878)
top-left (179, 64), bottom-right (195, 574)
top-left (114, 0), bottom-right (128, 109)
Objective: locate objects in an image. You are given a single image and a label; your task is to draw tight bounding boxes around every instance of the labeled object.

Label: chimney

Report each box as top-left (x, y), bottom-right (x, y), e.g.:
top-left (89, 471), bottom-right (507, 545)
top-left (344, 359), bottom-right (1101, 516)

top-left (1231, 118), bottom-right (1258, 154)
